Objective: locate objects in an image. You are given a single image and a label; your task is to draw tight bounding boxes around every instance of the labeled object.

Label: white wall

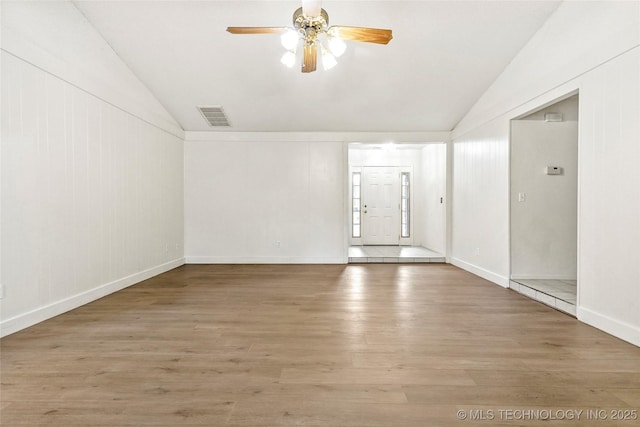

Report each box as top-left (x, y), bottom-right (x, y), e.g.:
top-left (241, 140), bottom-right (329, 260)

top-left (185, 133), bottom-right (450, 262)
top-left (511, 120), bottom-right (578, 279)
top-left (579, 49), bottom-right (640, 345)
top-left (520, 95), bottom-right (579, 122)
top-left (454, 1), bottom-right (639, 137)
top-left (185, 137), bottom-right (346, 263)
top-left (0, 1), bottom-right (185, 336)
top-left (451, 119), bottom-right (510, 285)
top-left (420, 144), bottom-right (446, 254)
top-left (451, 1), bottom-right (640, 345)
top-left (349, 145), bottom-right (423, 168)
top-left (1, 0), bottom-right (182, 138)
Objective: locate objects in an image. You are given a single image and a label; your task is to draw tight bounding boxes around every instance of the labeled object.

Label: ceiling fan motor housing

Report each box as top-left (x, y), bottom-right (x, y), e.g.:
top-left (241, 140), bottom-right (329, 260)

top-left (293, 7), bottom-right (329, 45)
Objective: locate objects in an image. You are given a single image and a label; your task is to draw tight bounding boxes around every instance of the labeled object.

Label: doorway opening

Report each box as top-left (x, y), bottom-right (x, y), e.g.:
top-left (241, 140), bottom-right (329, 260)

top-left (347, 143), bottom-right (447, 263)
top-left (353, 166), bottom-right (405, 245)
top-left (509, 94), bottom-right (579, 315)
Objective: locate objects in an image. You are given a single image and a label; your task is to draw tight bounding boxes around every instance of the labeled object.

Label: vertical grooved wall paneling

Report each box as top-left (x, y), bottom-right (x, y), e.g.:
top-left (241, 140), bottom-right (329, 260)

top-left (1, 52), bottom-right (184, 336)
top-left (450, 1), bottom-right (640, 344)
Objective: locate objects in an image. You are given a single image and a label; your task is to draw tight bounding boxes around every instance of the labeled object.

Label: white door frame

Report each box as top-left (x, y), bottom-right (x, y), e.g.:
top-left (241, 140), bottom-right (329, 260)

top-left (349, 165), bottom-right (413, 246)
top-left (508, 89), bottom-right (580, 304)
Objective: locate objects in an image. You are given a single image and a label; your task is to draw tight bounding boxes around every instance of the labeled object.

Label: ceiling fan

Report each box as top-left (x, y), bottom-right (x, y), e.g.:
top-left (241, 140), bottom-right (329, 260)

top-left (227, 0), bottom-right (393, 73)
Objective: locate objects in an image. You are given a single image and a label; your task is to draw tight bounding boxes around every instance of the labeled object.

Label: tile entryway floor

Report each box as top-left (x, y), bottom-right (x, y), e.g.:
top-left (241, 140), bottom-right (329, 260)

top-left (348, 246), bottom-right (445, 264)
top-left (510, 279), bottom-right (577, 316)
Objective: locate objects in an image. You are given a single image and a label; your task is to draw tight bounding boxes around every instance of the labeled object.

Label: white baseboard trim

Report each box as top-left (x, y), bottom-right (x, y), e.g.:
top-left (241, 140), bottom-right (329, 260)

top-left (450, 257), bottom-right (510, 288)
top-left (510, 275), bottom-right (576, 281)
top-left (185, 256), bottom-right (347, 264)
top-left (577, 306), bottom-right (640, 347)
top-left (0, 258), bottom-right (185, 338)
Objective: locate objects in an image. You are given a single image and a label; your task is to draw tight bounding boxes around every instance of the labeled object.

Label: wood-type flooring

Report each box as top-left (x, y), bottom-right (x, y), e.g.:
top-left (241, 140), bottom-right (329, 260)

top-left (2, 264), bottom-right (639, 426)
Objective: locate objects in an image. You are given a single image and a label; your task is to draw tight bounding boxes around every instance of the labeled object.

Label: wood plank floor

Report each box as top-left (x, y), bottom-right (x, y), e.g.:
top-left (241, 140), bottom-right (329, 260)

top-left (2, 264), bottom-right (639, 426)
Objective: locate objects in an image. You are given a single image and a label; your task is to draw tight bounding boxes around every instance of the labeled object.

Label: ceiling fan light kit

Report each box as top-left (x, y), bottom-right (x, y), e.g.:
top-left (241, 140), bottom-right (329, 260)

top-left (327, 31), bottom-right (347, 57)
top-left (320, 46), bottom-right (338, 70)
top-left (280, 29), bottom-right (299, 51)
top-left (227, 1), bottom-right (392, 73)
top-left (280, 50), bottom-right (297, 68)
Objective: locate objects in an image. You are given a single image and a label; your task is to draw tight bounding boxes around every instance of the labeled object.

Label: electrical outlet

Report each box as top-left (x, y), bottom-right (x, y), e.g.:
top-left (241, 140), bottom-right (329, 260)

top-left (275, 241), bottom-right (281, 248)
top-left (474, 247), bottom-right (480, 256)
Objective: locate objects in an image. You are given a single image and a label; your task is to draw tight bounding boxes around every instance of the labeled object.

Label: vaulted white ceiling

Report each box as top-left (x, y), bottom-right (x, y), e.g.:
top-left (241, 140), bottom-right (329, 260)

top-left (72, 0), bottom-right (561, 132)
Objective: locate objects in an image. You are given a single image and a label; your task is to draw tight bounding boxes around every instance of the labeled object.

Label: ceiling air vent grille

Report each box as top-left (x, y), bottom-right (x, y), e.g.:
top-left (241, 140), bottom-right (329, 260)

top-left (198, 106), bottom-right (230, 127)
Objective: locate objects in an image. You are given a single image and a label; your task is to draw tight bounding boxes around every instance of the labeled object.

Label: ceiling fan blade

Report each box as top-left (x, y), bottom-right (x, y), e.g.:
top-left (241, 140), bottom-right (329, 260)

top-left (329, 26), bottom-right (393, 45)
top-left (301, 0), bottom-right (322, 17)
top-left (226, 27), bottom-right (288, 35)
top-left (302, 43), bottom-right (317, 73)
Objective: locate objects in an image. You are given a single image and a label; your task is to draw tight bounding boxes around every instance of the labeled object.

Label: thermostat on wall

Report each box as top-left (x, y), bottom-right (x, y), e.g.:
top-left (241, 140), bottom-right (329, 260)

top-left (545, 166), bottom-right (563, 175)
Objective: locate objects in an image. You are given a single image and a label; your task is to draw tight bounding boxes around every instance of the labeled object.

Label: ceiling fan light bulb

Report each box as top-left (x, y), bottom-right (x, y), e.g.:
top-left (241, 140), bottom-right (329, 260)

top-left (328, 36), bottom-right (346, 57)
top-left (281, 29), bottom-right (299, 50)
top-left (322, 50), bottom-right (337, 70)
top-left (281, 51), bottom-right (296, 68)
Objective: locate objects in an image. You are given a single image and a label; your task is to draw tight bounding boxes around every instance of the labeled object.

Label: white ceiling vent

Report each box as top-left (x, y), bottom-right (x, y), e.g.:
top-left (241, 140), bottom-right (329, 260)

top-left (198, 106), bottom-right (230, 127)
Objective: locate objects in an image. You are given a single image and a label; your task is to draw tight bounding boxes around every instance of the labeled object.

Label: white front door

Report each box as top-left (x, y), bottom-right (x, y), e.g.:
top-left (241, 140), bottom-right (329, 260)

top-left (362, 167), bottom-right (400, 245)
